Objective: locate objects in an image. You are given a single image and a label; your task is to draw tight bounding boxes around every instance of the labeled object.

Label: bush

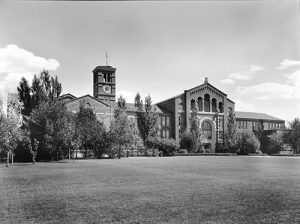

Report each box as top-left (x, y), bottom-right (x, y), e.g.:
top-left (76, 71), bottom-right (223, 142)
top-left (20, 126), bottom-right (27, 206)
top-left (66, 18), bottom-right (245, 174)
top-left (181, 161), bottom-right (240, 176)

top-left (145, 137), bottom-right (179, 156)
top-left (158, 138), bottom-right (179, 156)
top-left (177, 149), bottom-right (188, 154)
top-left (237, 131), bottom-right (260, 155)
top-left (179, 132), bottom-right (194, 152)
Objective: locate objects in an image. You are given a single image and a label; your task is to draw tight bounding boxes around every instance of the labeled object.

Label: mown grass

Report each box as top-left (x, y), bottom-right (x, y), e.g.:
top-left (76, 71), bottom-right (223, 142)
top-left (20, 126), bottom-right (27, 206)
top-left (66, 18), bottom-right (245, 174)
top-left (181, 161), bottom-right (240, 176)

top-left (1, 156), bottom-right (300, 224)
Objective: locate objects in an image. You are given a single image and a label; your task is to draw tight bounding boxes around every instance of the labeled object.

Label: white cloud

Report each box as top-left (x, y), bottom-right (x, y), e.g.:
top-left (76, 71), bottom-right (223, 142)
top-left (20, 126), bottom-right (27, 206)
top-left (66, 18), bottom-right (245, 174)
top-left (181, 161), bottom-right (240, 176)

top-left (276, 59), bottom-right (300, 70)
top-left (0, 44), bottom-right (59, 73)
top-left (228, 73), bottom-right (250, 80)
top-left (221, 78), bottom-right (235, 84)
top-left (222, 64), bottom-right (263, 84)
top-left (234, 100), bottom-right (254, 111)
top-left (286, 70), bottom-right (300, 86)
top-left (249, 65), bottom-right (264, 73)
top-left (236, 82), bottom-right (300, 100)
top-left (0, 44), bottom-right (60, 99)
top-left (117, 90), bottom-right (135, 103)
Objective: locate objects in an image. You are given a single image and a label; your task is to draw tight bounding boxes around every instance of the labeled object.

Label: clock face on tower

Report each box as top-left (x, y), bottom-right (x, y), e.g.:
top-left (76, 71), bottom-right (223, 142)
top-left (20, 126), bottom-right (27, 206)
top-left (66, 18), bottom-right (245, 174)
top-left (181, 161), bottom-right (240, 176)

top-left (103, 85), bottom-right (111, 94)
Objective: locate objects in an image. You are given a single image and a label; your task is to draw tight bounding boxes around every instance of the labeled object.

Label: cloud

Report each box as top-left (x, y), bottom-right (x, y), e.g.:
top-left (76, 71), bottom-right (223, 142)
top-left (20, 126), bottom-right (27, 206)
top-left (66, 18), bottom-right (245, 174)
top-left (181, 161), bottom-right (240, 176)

top-left (117, 90), bottom-right (135, 103)
top-left (236, 70), bottom-right (300, 100)
top-left (234, 100), bottom-right (254, 111)
top-left (286, 70), bottom-right (300, 86)
top-left (221, 64), bottom-right (263, 84)
top-left (221, 78), bottom-right (235, 84)
top-left (249, 65), bottom-right (264, 73)
top-left (276, 59), bottom-right (300, 70)
top-left (0, 44), bottom-right (60, 99)
top-left (228, 73), bottom-right (250, 80)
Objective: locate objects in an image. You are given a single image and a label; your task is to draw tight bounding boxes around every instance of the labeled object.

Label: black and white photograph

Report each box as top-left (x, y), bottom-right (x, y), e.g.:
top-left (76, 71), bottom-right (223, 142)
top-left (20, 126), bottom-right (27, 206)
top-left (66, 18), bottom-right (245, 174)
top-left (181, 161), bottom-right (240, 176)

top-left (0, 0), bottom-right (299, 223)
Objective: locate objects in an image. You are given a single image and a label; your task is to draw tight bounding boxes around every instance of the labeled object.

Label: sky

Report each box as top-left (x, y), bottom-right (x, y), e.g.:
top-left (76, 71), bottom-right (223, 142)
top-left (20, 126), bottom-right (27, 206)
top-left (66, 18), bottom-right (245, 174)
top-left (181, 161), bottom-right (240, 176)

top-left (0, 0), bottom-right (299, 122)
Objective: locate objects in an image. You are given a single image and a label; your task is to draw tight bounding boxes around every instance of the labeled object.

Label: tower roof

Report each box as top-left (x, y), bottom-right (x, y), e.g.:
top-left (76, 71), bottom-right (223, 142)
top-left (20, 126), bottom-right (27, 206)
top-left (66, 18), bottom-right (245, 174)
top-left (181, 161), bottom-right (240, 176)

top-left (93, 66), bottom-right (116, 73)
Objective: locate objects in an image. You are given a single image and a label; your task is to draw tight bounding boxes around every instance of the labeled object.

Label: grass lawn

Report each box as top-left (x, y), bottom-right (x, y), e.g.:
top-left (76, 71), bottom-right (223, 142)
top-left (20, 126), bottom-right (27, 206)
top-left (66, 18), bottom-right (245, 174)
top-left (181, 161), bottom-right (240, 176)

top-left (1, 156), bottom-right (300, 224)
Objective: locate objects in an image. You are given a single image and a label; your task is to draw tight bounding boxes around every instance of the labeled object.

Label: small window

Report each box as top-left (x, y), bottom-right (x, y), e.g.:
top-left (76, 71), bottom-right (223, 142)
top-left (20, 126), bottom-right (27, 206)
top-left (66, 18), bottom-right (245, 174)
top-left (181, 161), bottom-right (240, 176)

top-left (162, 116), bottom-right (165, 126)
top-left (166, 117), bottom-right (170, 126)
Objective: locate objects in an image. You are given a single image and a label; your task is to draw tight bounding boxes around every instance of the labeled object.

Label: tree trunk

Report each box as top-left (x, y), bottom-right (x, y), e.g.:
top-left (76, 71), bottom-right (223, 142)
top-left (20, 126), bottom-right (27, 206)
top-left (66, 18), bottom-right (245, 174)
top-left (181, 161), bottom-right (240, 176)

top-left (69, 148), bottom-right (71, 160)
top-left (11, 152), bottom-right (14, 165)
top-left (6, 151), bottom-right (9, 167)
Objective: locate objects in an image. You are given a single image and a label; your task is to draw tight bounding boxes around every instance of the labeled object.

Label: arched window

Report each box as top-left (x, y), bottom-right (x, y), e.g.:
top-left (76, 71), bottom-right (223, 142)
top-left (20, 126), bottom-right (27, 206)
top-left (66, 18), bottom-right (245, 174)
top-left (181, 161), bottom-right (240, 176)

top-left (212, 98), bottom-right (217, 112)
top-left (202, 121), bottom-right (212, 139)
top-left (218, 102), bottom-right (224, 113)
top-left (191, 99), bottom-right (196, 111)
top-left (204, 94), bottom-right (210, 112)
top-left (197, 97), bottom-right (203, 111)
top-left (228, 107), bottom-right (233, 115)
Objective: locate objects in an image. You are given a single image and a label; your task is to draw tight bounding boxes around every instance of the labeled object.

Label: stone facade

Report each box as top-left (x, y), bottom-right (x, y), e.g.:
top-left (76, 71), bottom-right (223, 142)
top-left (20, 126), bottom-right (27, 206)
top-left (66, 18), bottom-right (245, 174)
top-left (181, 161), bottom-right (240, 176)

top-left (60, 64), bottom-right (285, 153)
top-left (156, 78), bottom-right (235, 153)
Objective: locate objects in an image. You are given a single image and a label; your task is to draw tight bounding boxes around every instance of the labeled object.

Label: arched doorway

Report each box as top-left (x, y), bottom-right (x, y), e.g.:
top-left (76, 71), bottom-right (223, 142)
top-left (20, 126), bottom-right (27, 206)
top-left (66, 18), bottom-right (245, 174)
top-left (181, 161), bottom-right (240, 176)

top-left (200, 119), bottom-right (216, 153)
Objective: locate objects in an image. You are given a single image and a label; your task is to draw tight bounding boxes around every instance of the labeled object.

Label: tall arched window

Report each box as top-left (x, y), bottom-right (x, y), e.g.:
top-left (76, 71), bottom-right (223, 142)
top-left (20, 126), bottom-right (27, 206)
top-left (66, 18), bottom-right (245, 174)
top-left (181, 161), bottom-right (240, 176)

top-left (218, 102), bottom-right (224, 113)
top-left (191, 99), bottom-right (196, 111)
top-left (197, 97), bottom-right (203, 111)
top-left (212, 98), bottom-right (217, 112)
top-left (228, 107), bottom-right (233, 115)
top-left (202, 121), bottom-right (212, 139)
top-left (204, 94), bottom-right (210, 112)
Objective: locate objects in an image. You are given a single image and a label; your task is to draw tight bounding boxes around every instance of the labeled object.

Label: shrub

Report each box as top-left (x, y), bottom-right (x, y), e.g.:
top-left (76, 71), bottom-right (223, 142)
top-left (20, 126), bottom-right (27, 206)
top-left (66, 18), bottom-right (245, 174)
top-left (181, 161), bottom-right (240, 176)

top-left (237, 131), bottom-right (260, 155)
top-left (145, 137), bottom-right (179, 156)
top-left (179, 132), bottom-right (194, 152)
top-left (177, 149), bottom-right (188, 154)
top-left (158, 138), bottom-right (179, 156)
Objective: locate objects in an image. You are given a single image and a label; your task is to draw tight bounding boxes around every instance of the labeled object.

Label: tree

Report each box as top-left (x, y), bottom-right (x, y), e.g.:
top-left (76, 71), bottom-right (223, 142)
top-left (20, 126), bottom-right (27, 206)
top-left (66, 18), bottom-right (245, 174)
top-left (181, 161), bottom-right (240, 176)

top-left (18, 70), bottom-right (62, 114)
top-left (109, 96), bottom-right (142, 158)
top-left (236, 131), bottom-right (260, 155)
top-left (75, 101), bottom-right (106, 158)
top-left (134, 93), bottom-right (159, 145)
top-left (0, 94), bottom-right (24, 167)
top-left (284, 118), bottom-right (300, 154)
top-left (179, 131), bottom-right (195, 153)
top-left (17, 77), bottom-right (32, 117)
top-left (189, 110), bottom-right (201, 152)
top-left (224, 112), bottom-right (239, 152)
top-left (268, 132), bottom-right (284, 154)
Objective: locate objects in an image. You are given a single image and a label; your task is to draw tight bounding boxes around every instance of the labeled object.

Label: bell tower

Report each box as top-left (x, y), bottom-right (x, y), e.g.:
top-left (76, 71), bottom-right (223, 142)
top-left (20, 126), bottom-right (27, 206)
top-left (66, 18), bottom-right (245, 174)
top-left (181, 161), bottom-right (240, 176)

top-left (92, 65), bottom-right (116, 104)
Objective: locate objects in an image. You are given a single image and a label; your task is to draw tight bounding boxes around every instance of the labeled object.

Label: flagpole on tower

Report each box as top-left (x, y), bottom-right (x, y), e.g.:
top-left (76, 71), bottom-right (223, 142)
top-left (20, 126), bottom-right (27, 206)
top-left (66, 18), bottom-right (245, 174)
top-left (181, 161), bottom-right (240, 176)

top-left (106, 51), bottom-right (108, 66)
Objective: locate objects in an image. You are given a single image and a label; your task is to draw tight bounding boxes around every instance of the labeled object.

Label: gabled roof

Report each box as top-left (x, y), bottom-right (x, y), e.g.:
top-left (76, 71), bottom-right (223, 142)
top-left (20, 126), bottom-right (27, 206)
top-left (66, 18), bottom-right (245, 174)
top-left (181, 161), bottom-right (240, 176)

top-left (64, 94), bottom-right (110, 107)
top-left (59, 93), bottom-right (76, 100)
top-left (110, 102), bottom-right (166, 114)
top-left (186, 82), bottom-right (227, 97)
top-left (235, 111), bottom-right (284, 122)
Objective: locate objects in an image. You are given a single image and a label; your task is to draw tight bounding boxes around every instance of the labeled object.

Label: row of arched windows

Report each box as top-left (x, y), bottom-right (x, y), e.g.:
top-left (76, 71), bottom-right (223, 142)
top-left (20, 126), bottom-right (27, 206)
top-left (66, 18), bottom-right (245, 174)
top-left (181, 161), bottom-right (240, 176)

top-left (190, 94), bottom-right (224, 113)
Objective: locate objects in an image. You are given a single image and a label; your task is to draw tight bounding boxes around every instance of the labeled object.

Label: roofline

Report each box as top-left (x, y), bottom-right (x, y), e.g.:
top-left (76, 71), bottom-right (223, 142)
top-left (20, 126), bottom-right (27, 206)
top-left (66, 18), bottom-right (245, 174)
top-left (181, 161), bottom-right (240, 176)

top-left (236, 117), bottom-right (285, 122)
top-left (235, 111), bottom-right (285, 122)
top-left (186, 82), bottom-right (228, 97)
top-left (63, 94), bottom-right (110, 107)
top-left (92, 66), bottom-right (116, 73)
top-left (59, 93), bottom-right (76, 99)
top-left (155, 93), bottom-right (183, 105)
top-left (227, 98), bottom-right (235, 104)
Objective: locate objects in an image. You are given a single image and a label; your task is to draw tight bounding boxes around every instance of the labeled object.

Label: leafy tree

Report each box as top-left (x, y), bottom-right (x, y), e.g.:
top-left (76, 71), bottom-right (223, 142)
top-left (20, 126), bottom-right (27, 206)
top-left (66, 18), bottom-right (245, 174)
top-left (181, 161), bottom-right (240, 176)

top-left (17, 77), bottom-right (32, 117)
top-left (189, 110), bottom-right (201, 152)
top-left (109, 96), bottom-right (143, 158)
top-left (268, 132), bottom-right (284, 154)
top-left (224, 112), bottom-right (239, 152)
top-left (236, 131), bottom-right (260, 155)
top-left (75, 102), bottom-right (106, 158)
top-left (179, 131), bottom-right (195, 153)
top-left (134, 93), bottom-right (159, 145)
top-left (0, 94), bottom-right (24, 167)
top-left (284, 118), bottom-right (300, 154)
top-left (18, 70), bottom-right (62, 114)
